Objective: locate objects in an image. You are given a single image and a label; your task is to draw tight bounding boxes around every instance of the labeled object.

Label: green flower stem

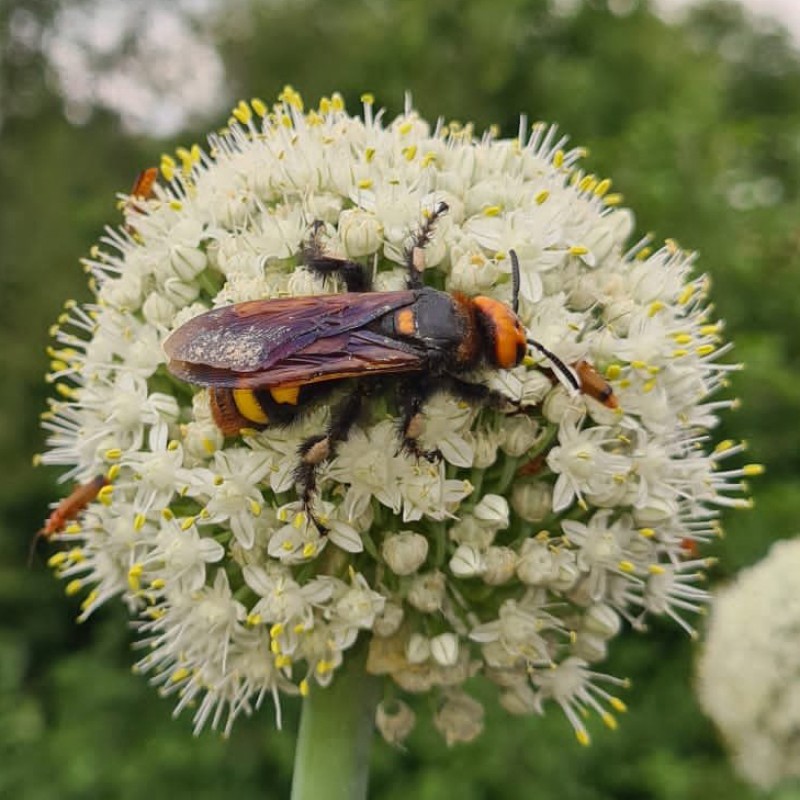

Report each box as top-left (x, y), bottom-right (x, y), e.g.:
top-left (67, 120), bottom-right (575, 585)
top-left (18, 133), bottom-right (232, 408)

top-left (290, 641), bottom-right (381, 800)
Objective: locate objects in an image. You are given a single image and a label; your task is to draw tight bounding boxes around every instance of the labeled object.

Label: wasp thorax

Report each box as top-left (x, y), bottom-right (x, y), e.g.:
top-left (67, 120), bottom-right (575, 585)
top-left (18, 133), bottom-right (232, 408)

top-left (472, 296), bottom-right (527, 369)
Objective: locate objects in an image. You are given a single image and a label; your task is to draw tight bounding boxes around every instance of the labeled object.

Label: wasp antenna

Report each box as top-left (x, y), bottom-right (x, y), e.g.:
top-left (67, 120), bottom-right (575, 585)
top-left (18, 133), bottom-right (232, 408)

top-left (510, 249), bottom-right (521, 314)
top-left (527, 338), bottom-right (580, 392)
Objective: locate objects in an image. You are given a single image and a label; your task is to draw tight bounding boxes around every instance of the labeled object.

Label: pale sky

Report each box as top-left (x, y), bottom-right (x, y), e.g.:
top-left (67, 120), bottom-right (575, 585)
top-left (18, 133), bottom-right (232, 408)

top-left (655, 0), bottom-right (800, 41)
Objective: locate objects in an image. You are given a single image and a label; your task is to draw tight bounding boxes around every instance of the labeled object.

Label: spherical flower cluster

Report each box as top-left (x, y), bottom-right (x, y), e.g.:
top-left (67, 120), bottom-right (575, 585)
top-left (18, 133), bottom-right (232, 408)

top-left (40, 87), bottom-right (754, 743)
top-left (697, 538), bottom-right (800, 789)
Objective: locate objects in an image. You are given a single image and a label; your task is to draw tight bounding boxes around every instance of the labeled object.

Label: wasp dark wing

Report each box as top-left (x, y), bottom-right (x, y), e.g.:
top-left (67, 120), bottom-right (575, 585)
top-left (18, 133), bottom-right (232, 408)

top-left (163, 292), bottom-right (416, 374)
top-left (168, 329), bottom-right (427, 389)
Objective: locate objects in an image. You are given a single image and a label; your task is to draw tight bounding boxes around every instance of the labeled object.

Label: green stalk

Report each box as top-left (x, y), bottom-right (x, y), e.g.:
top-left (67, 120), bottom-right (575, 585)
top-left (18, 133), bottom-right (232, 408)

top-left (290, 641), bottom-right (380, 800)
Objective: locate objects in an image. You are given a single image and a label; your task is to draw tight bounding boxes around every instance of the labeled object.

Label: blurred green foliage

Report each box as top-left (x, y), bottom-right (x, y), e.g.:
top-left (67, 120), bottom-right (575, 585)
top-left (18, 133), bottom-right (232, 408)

top-left (3, 0), bottom-right (800, 796)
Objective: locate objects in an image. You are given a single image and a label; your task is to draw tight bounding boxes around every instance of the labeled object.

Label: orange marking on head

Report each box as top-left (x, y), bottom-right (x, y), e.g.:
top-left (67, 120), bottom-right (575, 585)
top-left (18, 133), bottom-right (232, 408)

top-left (130, 167), bottom-right (158, 199)
top-left (473, 296), bottom-right (526, 368)
top-left (395, 308), bottom-right (416, 337)
top-left (270, 385), bottom-right (300, 405)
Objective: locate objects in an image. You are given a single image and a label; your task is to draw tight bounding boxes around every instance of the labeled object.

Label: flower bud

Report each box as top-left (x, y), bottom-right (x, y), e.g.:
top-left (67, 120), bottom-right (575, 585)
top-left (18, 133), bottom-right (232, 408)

top-left (482, 546), bottom-right (518, 585)
top-left (516, 539), bottom-right (554, 586)
top-left (382, 531), bottom-right (429, 576)
top-left (473, 494), bottom-right (509, 531)
top-left (434, 691), bottom-right (485, 746)
top-left (170, 245), bottom-right (208, 281)
top-left (375, 699), bottom-right (416, 746)
top-left (500, 415), bottom-right (541, 457)
top-left (512, 481), bottom-right (552, 522)
top-left (406, 633), bottom-right (431, 664)
top-left (338, 208), bottom-right (383, 257)
top-left (430, 632), bottom-right (460, 667)
top-left (499, 684), bottom-right (538, 715)
top-left (142, 292), bottom-right (175, 326)
top-left (162, 278), bottom-right (200, 307)
top-left (449, 544), bottom-right (486, 578)
top-left (373, 601), bottom-right (404, 638)
top-left (583, 603), bottom-right (622, 638)
top-left (572, 632), bottom-right (608, 662)
top-left (407, 571), bottom-right (446, 614)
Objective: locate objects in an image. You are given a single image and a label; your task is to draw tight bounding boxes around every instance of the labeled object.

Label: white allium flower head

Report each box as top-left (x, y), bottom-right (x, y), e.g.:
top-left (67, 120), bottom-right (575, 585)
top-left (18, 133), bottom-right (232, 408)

top-left (39, 87), bottom-right (757, 745)
top-left (697, 538), bottom-right (800, 789)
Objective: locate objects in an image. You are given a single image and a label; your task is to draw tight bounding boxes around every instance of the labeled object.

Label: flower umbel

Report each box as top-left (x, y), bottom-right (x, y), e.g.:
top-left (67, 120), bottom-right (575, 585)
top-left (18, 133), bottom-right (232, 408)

top-left (39, 88), bottom-right (754, 744)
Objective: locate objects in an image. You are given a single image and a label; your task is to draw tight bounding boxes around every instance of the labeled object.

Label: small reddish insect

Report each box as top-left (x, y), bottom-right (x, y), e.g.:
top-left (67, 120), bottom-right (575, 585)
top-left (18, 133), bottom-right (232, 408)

top-left (31, 475), bottom-right (107, 562)
top-left (130, 167), bottom-right (159, 201)
top-left (574, 360), bottom-right (618, 409)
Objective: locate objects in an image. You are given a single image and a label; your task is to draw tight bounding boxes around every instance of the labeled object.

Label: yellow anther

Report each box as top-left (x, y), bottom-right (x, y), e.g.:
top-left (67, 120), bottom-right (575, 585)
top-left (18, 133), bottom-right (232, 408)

top-left (97, 485), bottom-right (114, 506)
top-left (161, 508), bottom-right (174, 521)
top-left (319, 97), bottom-right (331, 114)
top-left (302, 542), bottom-right (317, 558)
top-left (66, 547), bottom-right (84, 563)
top-left (647, 365), bottom-right (661, 375)
top-left (316, 660), bottom-right (334, 676)
top-left (131, 513), bottom-right (146, 532)
top-left (630, 360), bottom-right (646, 370)
top-left (65, 579), bottom-right (83, 596)
top-left (604, 364), bottom-right (621, 380)
top-left (270, 639), bottom-right (281, 655)
top-left (170, 667), bottom-right (190, 683)
top-left (601, 712), bottom-right (618, 731)
top-left (569, 245), bottom-right (589, 256)
top-left (743, 464), bottom-right (765, 476)
top-left (364, 147), bottom-right (376, 163)
top-left (150, 578), bottom-right (166, 590)
top-left (293, 623), bottom-right (306, 634)
top-left (639, 528), bottom-right (656, 538)
top-left (398, 121), bottom-right (413, 135)
top-left (128, 563), bottom-right (143, 591)
top-left (696, 344), bottom-right (716, 356)
top-left (232, 100), bottom-right (253, 125)
top-left (55, 383), bottom-right (77, 399)
top-left (65, 523), bottom-right (81, 535)
top-left (421, 151), bottom-right (437, 167)
top-left (553, 150), bottom-right (565, 168)
top-left (402, 145), bottom-right (417, 161)
top-left (648, 564), bottom-right (666, 575)
top-left (160, 156), bottom-right (175, 182)
top-left (647, 301), bottom-right (665, 317)
top-left (80, 590), bottom-right (99, 612)
top-left (48, 552), bottom-right (68, 568)
top-left (251, 98), bottom-right (267, 117)
top-left (274, 654), bottom-right (292, 669)
top-left (199, 508), bottom-right (210, 520)
top-left (604, 193), bottom-right (624, 206)
top-left (618, 560), bottom-right (636, 573)
top-left (299, 679), bottom-right (310, 696)
top-left (678, 285), bottom-right (695, 305)
top-left (579, 175), bottom-right (596, 193)
top-left (594, 178), bottom-right (612, 196)
top-left (270, 623), bottom-right (285, 638)
top-left (609, 697), bottom-right (628, 713)
top-left (249, 499), bottom-right (262, 516)
top-left (357, 178), bottom-right (373, 189)
top-left (642, 379), bottom-right (656, 393)
top-left (180, 517), bottom-right (195, 531)
top-left (107, 464), bottom-right (120, 481)
top-left (483, 205), bottom-right (503, 217)
top-left (672, 349), bottom-right (689, 358)
top-left (575, 729), bottom-right (591, 746)
top-left (168, 200), bottom-right (183, 211)
top-left (360, 92), bottom-right (375, 104)
top-left (167, 439), bottom-right (180, 451)
top-left (246, 613), bottom-right (263, 627)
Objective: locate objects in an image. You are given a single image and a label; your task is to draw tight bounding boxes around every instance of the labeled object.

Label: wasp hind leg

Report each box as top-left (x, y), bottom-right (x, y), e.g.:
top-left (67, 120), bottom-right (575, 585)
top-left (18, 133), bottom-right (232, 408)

top-left (402, 201), bottom-right (449, 290)
top-left (396, 378), bottom-right (442, 463)
top-left (302, 221), bottom-right (371, 292)
top-left (294, 387), bottom-right (365, 533)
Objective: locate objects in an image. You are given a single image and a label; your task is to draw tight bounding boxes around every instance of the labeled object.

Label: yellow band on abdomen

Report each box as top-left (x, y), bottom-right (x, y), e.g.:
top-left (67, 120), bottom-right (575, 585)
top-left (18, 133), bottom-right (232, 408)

top-left (232, 389), bottom-right (269, 424)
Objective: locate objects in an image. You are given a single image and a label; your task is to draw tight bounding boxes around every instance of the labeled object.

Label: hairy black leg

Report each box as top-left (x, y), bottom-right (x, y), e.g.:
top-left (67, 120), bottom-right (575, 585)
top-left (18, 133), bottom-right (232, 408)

top-left (302, 220), bottom-right (371, 292)
top-left (295, 387), bottom-right (365, 532)
top-left (402, 202), bottom-right (449, 289)
top-left (395, 378), bottom-right (442, 462)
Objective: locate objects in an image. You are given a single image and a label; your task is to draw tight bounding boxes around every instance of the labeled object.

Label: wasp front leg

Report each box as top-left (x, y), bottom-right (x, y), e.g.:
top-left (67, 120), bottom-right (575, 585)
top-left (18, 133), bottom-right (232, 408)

top-left (295, 386), bottom-right (366, 532)
top-left (302, 221), bottom-right (371, 292)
